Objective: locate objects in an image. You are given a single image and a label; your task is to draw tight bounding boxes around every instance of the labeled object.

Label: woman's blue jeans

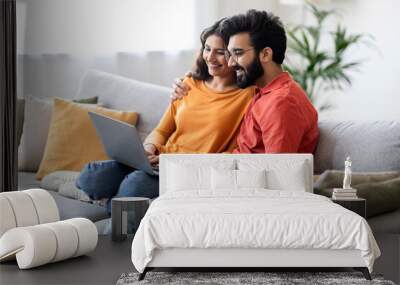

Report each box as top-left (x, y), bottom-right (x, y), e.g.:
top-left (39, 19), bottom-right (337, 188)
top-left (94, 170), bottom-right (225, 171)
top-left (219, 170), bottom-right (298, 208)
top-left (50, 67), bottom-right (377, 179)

top-left (76, 160), bottom-right (159, 214)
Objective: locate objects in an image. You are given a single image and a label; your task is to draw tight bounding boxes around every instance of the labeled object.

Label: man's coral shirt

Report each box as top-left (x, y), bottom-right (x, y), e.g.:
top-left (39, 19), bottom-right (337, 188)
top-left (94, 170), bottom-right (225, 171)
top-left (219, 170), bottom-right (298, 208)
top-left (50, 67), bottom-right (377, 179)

top-left (234, 72), bottom-right (319, 154)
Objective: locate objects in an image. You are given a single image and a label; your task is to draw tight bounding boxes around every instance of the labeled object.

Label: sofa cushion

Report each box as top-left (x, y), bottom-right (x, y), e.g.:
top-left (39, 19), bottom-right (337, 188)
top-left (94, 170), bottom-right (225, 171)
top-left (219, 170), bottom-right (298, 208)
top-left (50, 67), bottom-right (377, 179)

top-left (314, 170), bottom-right (400, 190)
top-left (76, 69), bottom-right (171, 141)
top-left (40, 171), bottom-right (92, 202)
top-left (18, 95), bottom-right (98, 172)
top-left (48, 192), bottom-right (109, 222)
top-left (315, 174), bottom-right (400, 218)
top-left (315, 121), bottom-right (400, 173)
top-left (17, 175), bottom-right (108, 222)
top-left (58, 181), bottom-right (91, 202)
top-left (40, 171), bottom-right (81, 192)
top-left (36, 98), bottom-right (138, 180)
top-left (18, 96), bottom-right (53, 172)
top-left (18, 172), bottom-right (41, 190)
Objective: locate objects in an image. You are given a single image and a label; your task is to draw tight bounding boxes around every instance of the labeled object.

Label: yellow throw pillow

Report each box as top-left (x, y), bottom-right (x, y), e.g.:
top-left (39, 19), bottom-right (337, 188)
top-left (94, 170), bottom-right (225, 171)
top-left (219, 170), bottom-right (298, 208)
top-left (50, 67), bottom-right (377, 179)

top-left (36, 98), bottom-right (138, 180)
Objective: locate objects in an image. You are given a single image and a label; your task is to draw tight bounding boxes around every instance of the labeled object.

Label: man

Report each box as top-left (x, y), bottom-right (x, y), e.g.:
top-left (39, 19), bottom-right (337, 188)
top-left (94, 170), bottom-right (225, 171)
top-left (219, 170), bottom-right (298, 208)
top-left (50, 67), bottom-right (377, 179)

top-left (172, 9), bottom-right (318, 154)
top-left (221, 9), bottom-right (318, 153)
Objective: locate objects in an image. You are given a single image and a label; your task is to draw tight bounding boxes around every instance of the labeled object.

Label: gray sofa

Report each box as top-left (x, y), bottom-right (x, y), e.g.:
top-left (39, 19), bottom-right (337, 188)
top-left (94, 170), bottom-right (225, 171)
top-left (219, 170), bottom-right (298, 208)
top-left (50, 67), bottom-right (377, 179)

top-left (18, 70), bottom-right (172, 222)
top-left (18, 70), bottom-right (400, 282)
top-left (313, 120), bottom-right (400, 283)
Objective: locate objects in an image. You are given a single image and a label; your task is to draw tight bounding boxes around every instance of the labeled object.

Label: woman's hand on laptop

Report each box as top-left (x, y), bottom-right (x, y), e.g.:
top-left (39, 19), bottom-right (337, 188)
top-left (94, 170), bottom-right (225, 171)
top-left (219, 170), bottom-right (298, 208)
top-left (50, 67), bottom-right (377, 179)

top-left (144, 144), bottom-right (159, 166)
top-left (148, 154), bottom-right (159, 166)
top-left (144, 143), bottom-right (157, 156)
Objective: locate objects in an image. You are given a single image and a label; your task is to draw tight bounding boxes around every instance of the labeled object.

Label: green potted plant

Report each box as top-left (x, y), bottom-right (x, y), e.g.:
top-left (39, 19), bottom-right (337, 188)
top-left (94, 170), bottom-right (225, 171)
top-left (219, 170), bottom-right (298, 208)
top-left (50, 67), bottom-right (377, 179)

top-left (284, 3), bottom-right (372, 111)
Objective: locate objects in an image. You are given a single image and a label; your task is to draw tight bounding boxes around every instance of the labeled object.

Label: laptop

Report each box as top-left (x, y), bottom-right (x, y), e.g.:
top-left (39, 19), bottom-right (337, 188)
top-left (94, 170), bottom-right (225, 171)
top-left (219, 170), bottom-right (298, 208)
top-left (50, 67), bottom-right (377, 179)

top-left (88, 112), bottom-right (159, 176)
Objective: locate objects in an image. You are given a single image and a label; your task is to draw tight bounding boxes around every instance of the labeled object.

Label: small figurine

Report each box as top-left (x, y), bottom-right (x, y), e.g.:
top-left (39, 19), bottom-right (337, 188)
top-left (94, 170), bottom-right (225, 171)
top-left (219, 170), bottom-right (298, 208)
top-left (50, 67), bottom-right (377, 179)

top-left (343, 156), bottom-right (352, 189)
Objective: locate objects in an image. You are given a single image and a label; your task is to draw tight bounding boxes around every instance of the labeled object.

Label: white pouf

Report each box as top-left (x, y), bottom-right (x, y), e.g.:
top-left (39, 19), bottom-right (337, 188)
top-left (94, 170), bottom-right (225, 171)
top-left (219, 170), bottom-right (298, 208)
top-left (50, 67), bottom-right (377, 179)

top-left (0, 189), bottom-right (59, 237)
top-left (0, 189), bottom-right (98, 269)
top-left (0, 218), bottom-right (98, 269)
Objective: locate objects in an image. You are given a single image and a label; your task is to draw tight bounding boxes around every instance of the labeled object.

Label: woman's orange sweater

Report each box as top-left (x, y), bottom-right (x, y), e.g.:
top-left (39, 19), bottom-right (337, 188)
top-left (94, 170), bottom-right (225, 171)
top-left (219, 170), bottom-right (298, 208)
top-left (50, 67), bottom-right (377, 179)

top-left (144, 77), bottom-right (254, 154)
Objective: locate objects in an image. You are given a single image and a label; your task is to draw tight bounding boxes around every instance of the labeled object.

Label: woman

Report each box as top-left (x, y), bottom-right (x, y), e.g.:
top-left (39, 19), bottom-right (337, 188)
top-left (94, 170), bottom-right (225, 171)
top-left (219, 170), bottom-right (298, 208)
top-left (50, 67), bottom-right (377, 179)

top-left (76, 20), bottom-right (255, 213)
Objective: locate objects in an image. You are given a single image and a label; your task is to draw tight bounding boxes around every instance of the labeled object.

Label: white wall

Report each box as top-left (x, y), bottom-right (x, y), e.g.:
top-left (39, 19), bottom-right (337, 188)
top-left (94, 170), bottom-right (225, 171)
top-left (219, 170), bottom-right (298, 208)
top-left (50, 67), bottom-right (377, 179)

top-left (16, 0), bottom-right (198, 98)
top-left (17, 0), bottom-right (400, 120)
top-left (17, 0), bottom-right (120, 55)
top-left (316, 0), bottom-right (400, 120)
top-left (215, 0), bottom-right (400, 120)
top-left (17, 0), bottom-right (197, 55)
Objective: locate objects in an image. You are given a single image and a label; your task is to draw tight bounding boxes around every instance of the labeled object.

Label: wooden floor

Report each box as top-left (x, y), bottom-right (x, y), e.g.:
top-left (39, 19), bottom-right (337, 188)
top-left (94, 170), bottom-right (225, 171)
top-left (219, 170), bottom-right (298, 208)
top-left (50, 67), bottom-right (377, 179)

top-left (0, 236), bottom-right (134, 285)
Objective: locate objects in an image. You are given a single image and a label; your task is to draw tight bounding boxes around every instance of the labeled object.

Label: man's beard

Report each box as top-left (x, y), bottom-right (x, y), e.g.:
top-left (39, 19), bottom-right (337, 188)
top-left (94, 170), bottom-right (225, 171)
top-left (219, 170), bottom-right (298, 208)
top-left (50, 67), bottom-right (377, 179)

top-left (235, 57), bottom-right (264, 89)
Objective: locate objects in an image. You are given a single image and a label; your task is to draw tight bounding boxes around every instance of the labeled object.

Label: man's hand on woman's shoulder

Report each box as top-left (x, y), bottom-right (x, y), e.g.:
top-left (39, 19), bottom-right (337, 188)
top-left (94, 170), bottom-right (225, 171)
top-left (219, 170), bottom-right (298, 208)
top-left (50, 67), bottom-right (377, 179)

top-left (170, 72), bottom-right (192, 101)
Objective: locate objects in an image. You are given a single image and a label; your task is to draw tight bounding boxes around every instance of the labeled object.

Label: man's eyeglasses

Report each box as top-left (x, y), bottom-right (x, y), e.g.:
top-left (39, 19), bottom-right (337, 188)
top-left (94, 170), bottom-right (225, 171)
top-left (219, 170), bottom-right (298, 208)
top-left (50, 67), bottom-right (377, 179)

top-left (224, 48), bottom-right (255, 62)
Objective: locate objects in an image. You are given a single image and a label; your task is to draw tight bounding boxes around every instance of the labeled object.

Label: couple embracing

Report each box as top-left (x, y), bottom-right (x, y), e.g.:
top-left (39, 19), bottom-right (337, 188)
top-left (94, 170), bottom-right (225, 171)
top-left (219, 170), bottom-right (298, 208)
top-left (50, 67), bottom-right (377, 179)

top-left (77, 9), bottom-right (319, 212)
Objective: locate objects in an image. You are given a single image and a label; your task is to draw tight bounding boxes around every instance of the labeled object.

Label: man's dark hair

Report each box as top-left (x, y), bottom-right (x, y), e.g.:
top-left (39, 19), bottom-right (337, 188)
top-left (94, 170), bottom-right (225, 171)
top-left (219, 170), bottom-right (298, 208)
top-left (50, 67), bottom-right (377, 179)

top-left (220, 10), bottom-right (286, 64)
top-left (192, 18), bottom-right (225, 81)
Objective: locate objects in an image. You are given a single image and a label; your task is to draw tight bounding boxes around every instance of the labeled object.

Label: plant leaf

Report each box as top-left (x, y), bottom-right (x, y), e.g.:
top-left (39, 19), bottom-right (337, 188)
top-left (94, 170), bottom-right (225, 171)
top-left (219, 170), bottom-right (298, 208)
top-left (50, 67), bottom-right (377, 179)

top-left (284, 2), bottom-right (373, 109)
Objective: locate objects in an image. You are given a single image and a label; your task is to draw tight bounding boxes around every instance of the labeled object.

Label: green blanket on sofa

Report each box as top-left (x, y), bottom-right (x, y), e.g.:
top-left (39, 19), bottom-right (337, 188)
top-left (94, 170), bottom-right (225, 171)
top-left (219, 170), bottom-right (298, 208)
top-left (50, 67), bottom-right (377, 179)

top-left (314, 170), bottom-right (400, 218)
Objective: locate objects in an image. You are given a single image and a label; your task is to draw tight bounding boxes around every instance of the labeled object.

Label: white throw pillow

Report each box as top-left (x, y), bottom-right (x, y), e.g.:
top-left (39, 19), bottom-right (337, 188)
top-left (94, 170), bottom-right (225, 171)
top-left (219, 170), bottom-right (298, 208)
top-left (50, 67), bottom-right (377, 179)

top-left (40, 171), bottom-right (81, 192)
top-left (18, 96), bottom-right (53, 172)
top-left (211, 169), bottom-right (267, 190)
top-left (238, 159), bottom-right (309, 192)
top-left (59, 182), bottom-right (91, 202)
top-left (166, 160), bottom-right (235, 192)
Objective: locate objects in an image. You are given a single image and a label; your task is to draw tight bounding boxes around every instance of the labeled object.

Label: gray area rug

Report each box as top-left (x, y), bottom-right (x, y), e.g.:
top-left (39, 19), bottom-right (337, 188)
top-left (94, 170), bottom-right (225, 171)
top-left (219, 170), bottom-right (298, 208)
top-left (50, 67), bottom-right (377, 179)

top-left (116, 272), bottom-right (396, 285)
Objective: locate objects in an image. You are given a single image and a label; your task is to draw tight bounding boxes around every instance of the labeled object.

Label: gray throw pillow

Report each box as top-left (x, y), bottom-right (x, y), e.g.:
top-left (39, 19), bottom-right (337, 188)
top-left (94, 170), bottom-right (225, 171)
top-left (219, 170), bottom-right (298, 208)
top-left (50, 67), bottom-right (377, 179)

top-left (16, 96), bottom-right (97, 147)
